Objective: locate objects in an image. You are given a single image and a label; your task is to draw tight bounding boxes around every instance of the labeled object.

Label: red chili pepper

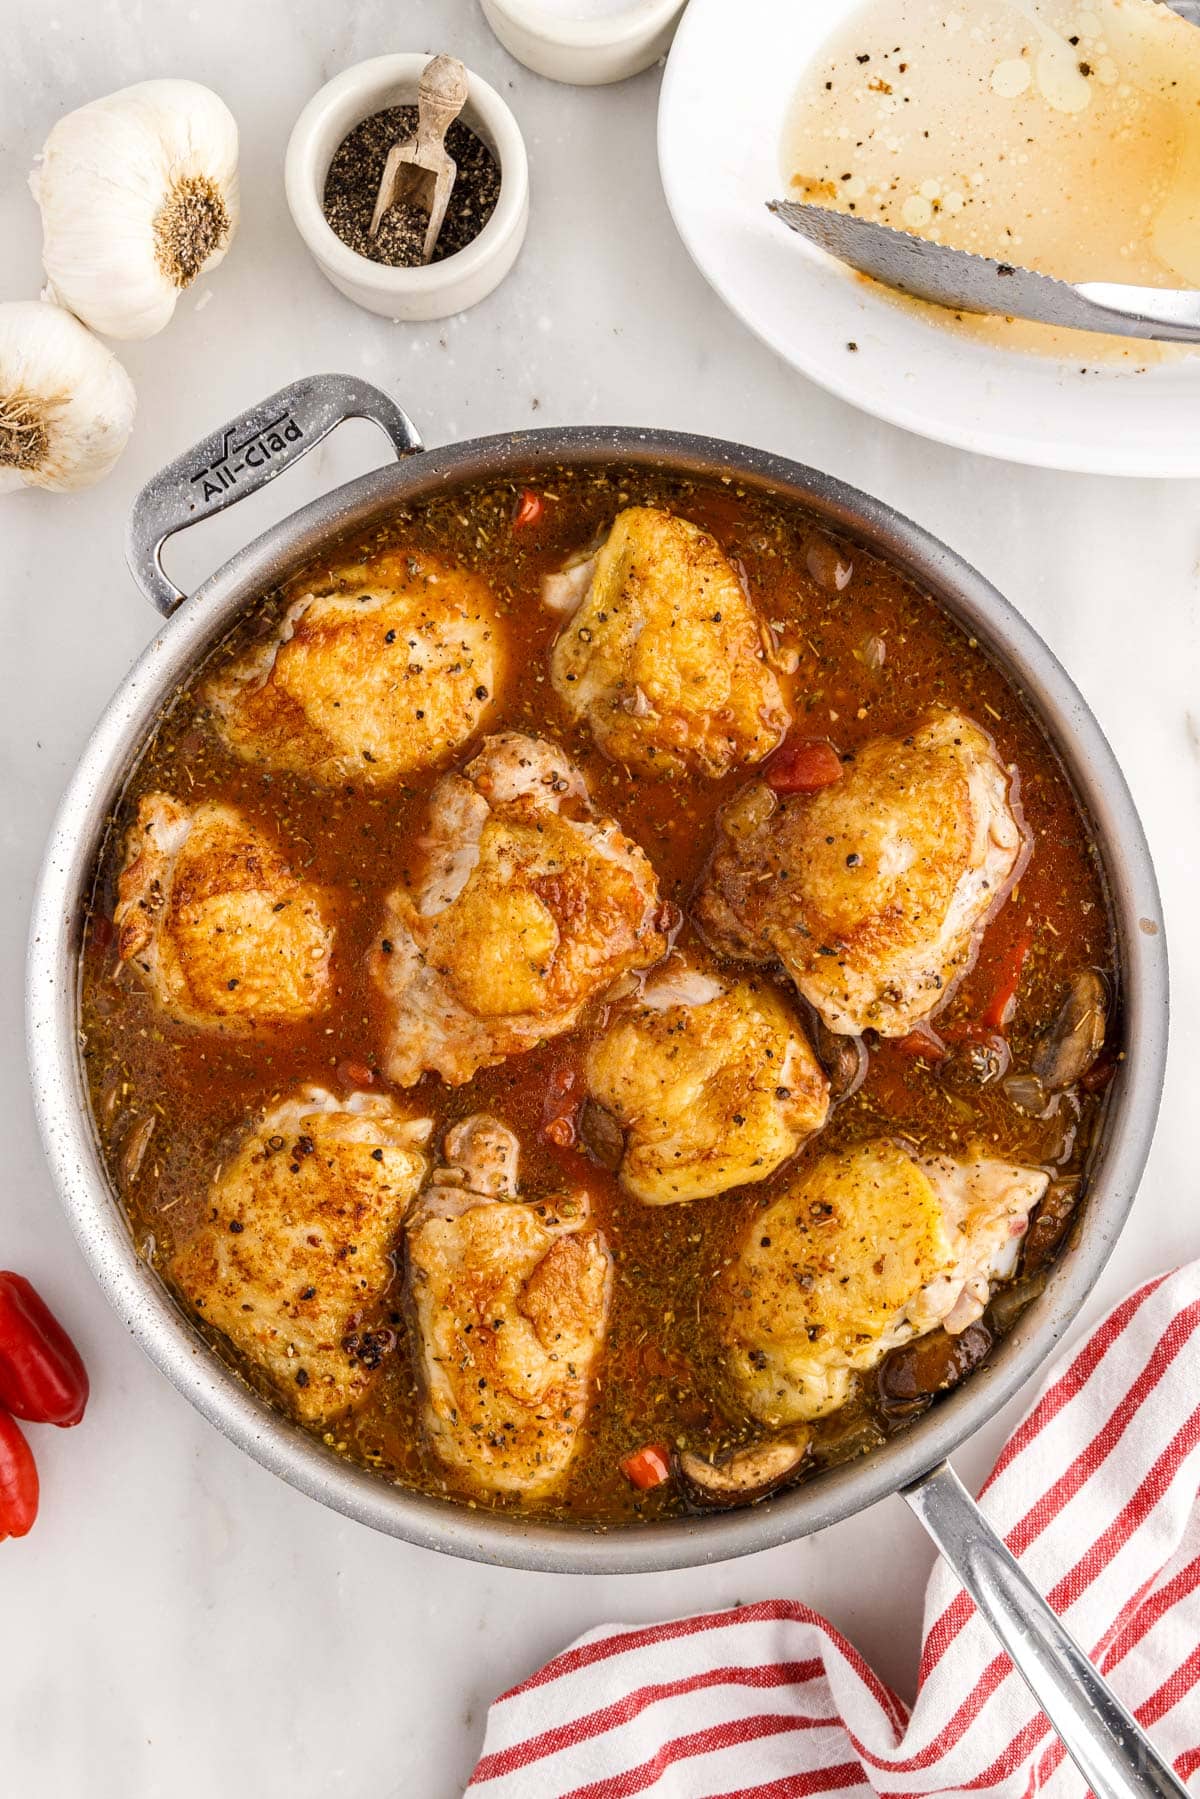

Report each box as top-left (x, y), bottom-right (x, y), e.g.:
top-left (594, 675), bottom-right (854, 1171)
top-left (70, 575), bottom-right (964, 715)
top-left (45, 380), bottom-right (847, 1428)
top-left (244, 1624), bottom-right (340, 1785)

top-left (979, 931), bottom-right (1033, 1032)
top-left (0, 1412), bottom-right (39, 1541)
top-left (765, 738), bottom-right (844, 794)
top-left (620, 1443), bottom-right (672, 1491)
top-left (540, 1063), bottom-right (580, 1149)
top-left (893, 1029), bottom-right (948, 1062)
top-left (940, 1020), bottom-right (1001, 1046)
top-left (513, 489), bottom-right (544, 529)
top-left (0, 1274), bottom-right (89, 1427)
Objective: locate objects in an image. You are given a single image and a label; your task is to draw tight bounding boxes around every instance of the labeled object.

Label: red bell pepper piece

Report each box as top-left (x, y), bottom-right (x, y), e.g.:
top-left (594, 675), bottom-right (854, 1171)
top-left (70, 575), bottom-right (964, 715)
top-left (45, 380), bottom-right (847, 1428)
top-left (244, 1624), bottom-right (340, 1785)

top-left (540, 1062), bottom-right (579, 1149)
top-left (979, 932), bottom-right (1033, 1032)
top-left (765, 738), bottom-right (844, 794)
top-left (620, 1443), bottom-right (673, 1491)
top-left (543, 1114), bottom-right (577, 1149)
top-left (894, 1029), bottom-right (948, 1062)
top-left (513, 489), bottom-right (544, 529)
top-left (0, 1273), bottom-right (89, 1427)
top-left (0, 1412), bottom-right (39, 1541)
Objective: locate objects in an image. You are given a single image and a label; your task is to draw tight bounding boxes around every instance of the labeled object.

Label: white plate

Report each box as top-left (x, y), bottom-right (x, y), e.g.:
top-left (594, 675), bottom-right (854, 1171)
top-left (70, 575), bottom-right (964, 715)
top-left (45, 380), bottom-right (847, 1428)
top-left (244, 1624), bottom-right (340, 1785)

top-left (658, 0), bottom-right (1200, 477)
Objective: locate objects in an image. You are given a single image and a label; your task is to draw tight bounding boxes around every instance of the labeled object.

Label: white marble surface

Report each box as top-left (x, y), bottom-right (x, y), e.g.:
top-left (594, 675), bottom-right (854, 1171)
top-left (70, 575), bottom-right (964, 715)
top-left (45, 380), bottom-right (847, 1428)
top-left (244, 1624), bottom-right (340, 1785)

top-left (1, 3), bottom-right (1197, 1794)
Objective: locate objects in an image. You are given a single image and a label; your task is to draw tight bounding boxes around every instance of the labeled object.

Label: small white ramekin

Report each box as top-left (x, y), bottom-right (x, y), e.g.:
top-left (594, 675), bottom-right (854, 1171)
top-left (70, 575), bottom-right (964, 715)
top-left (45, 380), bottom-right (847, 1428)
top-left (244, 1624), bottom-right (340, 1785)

top-left (480, 0), bottom-right (686, 85)
top-left (285, 54), bottom-right (529, 321)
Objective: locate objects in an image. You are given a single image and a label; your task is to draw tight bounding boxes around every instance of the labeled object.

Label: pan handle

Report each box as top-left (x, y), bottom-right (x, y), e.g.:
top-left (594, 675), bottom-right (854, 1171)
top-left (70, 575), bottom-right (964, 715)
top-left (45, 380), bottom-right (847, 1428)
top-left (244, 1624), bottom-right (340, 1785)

top-left (903, 1461), bottom-right (1188, 1798)
top-left (125, 373), bottom-right (424, 616)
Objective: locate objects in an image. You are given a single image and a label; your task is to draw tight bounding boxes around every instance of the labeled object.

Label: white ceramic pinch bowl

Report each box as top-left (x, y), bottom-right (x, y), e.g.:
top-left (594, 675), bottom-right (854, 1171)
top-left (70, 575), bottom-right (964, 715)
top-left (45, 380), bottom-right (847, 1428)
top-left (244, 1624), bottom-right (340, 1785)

top-left (285, 53), bottom-right (529, 321)
top-left (481, 0), bottom-right (685, 86)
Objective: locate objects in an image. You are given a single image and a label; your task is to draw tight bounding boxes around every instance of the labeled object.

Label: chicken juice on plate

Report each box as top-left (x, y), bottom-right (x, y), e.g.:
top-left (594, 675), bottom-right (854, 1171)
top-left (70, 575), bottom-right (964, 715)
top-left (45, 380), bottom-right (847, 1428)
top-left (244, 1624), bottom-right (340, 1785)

top-left (80, 468), bottom-right (1115, 1525)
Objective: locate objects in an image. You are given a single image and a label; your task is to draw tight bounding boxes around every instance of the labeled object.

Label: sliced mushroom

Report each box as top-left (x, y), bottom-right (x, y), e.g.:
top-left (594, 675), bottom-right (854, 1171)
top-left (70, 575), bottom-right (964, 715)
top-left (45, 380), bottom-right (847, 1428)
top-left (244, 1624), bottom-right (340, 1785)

top-left (873, 1319), bottom-right (994, 1422)
top-left (807, 1009), bottom-right (868, 1102)
top-left (1031, 971), bottom-right (1108, 1092)
top-left (805, 538), bottom-right (853, 593)
top-left (1020, 1175), bottom-right (1083, 1278)
top-left (719, 782), bottom-right (778, 841)
top-left (807, 1406), bottom-right (887, 1468)
top-left (985, 1271), bottom-right (1046, 1336)
top-left (941, 1030), bottom-right (1010, 1088)
top-left (120, 1112), bottom-right (157, 1184)
top-left (577, 1097), bottom-right (625, 1173)
top-left (1035, 1092), bottom-right (1084, 1169)
top-left (678, 1431), bottom-right (810, 1507)
top-left (1001, 1071), bottom-right (1048, 1116)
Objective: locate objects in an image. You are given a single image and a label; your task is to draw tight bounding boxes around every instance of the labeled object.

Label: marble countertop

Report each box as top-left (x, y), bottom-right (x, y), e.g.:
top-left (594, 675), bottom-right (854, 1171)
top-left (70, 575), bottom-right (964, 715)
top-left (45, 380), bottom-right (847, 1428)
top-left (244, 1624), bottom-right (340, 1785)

top-left (2, 3), bottom-right (1197, 1794)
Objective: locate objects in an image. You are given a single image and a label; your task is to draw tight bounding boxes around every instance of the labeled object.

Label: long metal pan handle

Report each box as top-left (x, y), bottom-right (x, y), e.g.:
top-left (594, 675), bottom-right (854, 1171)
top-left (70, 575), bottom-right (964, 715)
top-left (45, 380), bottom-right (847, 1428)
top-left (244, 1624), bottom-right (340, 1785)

top-left (904, 1461), bottom-right (1187, 1798)
top-left (125, 373), bottom-right (424, 616)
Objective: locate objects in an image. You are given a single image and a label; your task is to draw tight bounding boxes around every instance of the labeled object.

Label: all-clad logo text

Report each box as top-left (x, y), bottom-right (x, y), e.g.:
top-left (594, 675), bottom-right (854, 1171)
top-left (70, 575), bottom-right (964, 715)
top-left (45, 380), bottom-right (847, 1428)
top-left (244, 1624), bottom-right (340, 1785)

top-left (189, 410), bottom-right (304, 503)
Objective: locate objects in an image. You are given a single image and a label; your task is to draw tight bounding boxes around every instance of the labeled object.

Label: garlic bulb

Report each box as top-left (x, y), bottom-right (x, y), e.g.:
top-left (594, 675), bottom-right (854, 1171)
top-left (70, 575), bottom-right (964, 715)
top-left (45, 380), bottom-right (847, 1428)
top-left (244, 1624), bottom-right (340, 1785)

top-left (0, 301), bottom-right (135, 493)
top-left (31, 80), bottom-right (239, 341)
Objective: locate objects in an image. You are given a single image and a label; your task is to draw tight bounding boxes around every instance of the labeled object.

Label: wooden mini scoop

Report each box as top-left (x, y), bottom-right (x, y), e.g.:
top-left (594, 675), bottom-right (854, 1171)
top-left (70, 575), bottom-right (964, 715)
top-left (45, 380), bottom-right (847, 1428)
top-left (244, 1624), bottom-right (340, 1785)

top-left (369, 54), bottom-right (469, 263)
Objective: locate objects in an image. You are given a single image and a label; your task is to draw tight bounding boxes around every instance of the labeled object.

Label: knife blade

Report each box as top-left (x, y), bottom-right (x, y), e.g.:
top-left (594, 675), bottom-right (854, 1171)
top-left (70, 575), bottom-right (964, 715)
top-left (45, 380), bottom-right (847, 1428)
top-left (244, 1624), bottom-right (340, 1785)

top-left (767, 200), bottom-right (1200, 344)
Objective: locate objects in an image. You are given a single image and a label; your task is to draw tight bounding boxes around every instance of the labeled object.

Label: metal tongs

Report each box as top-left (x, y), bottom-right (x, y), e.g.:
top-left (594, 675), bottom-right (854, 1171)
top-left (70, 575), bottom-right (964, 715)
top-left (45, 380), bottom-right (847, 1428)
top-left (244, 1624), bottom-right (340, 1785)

top-left (369, 53), bottom-right (469, 264)
top-left (769, 0), bottom-right (1200, 342)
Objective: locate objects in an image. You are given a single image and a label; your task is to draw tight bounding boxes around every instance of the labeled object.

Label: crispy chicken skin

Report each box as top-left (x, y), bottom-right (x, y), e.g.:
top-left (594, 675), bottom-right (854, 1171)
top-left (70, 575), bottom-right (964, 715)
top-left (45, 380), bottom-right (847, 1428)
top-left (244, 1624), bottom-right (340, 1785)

top-left (171, 1087), bottom-right (430, 1425)
top-left (405, 1115), bottom-right (611, 1498)
top-left (205, 547), bottom-right (502, 785)
top-left (695, 711), bottom-right (1027, 1036)
top-left (114, 793), bottom-right (336, 1030)
top-left (720, 1140), bottom-right (1048, 1424)
top-left (371, 733), bottom-right (669, 1086)
top-left (546, 506), bottom-right (790, 777)
top-left (584, 958), bottom-right (830, 1204)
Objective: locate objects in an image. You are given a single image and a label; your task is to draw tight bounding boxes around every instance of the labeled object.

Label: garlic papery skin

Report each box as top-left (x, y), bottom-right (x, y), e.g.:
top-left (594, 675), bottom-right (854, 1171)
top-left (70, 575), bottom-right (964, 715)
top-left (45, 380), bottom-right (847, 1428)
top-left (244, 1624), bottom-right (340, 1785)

top-left (31, 80), bottom-right (239, 341)
top-left (0, 302), bottom-right (135, 494)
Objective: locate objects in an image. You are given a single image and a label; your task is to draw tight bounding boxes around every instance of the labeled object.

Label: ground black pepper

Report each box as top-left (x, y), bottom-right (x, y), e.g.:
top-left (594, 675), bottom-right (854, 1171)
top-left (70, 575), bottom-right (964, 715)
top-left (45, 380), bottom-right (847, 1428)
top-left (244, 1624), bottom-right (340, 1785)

top-left (322, 105), bottom-right (501, 268)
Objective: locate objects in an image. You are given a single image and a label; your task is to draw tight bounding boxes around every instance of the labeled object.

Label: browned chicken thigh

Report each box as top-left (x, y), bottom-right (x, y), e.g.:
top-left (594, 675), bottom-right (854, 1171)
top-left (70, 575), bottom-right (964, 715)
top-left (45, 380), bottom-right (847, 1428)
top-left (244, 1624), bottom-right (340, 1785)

top-left (584, 957), bottom-right (829, 1203)
top-left (696, 711), bottom-right (1027, 1036)
top-left (114, 793), bottom-right (336, 1030)
top-left (405, 1115), bottom-right (611, 1499)
top-left (719, 1139), bottom-right (1048, 1425)
top-left (171, 1087), bottom-right (430, 1425)
top-left (371, 733), bottom-right (668, 1085)
top-left (206, 546), bottom-right (502, 785)
top-left (546, 506), bottom-right (790, 776)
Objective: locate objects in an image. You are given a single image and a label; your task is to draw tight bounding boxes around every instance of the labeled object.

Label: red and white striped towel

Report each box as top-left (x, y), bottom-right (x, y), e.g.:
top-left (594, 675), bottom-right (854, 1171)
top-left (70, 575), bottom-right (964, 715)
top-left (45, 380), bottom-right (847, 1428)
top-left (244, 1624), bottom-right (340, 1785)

top-left (467, 1262), bottom-right (1200, 1798)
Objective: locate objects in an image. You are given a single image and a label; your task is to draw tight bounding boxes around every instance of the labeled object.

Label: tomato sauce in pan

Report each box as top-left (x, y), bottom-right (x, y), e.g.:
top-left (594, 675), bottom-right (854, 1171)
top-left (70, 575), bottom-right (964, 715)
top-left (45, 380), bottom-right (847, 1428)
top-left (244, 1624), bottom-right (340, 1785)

top-left (78, 468), bottom-right (1117, 1527)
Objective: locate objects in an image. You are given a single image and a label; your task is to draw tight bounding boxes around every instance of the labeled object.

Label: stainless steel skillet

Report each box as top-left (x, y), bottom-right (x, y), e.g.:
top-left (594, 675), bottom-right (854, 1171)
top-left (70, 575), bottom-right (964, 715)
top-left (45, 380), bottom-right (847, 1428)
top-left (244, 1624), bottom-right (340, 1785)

top-left (27, 374), bottom-right (1173, 1795)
